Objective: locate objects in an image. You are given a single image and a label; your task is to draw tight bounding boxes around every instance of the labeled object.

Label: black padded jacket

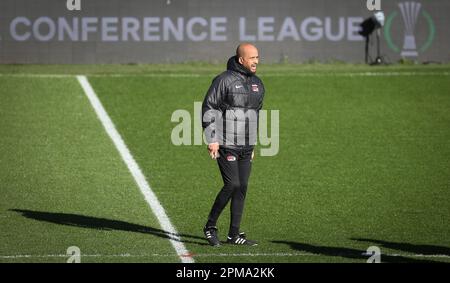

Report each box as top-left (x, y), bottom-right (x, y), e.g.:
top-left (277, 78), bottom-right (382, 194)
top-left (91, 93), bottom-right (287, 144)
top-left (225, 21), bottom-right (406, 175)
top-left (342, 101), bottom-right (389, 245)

top-left (202, 56), bottom-right (265, 148)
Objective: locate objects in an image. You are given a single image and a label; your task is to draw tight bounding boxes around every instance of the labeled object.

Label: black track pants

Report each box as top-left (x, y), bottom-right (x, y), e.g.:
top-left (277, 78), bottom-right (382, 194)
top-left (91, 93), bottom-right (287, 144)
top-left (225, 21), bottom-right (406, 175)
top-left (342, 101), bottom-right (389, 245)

top-left (206, 146), bottom-right (253, 237)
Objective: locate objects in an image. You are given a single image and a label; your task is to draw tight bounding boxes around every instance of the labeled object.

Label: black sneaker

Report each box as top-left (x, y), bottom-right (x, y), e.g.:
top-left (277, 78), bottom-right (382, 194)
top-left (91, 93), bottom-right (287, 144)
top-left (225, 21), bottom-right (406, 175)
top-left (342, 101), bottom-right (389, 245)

top-left (203, 226), bottom-right (220, 247)
top-left (226, 232), bottom-right (258, 246)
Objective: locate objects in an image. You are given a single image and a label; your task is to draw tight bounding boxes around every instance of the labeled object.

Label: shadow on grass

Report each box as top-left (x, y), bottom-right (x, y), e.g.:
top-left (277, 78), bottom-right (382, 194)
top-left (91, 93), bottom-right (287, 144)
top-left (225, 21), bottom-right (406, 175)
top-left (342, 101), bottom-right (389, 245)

top-left (352, 238), bottom-right (450, 257)
top-left (271, 240), bottom-right (443, 263)
top-left (10, 209), bottom-right (207, 246)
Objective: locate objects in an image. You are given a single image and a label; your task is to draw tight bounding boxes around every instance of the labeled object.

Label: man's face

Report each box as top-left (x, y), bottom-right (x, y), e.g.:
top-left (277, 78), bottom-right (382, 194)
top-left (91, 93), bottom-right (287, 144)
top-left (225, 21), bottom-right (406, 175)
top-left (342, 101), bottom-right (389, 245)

top-left (239, 46), bottom-right (259, 73)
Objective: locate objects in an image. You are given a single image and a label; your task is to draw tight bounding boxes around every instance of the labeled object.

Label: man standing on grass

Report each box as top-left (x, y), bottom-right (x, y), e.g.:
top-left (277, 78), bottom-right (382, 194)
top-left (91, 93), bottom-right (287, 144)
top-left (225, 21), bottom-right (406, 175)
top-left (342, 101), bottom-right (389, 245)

top-left (201, 43), bottom-right (265, 247)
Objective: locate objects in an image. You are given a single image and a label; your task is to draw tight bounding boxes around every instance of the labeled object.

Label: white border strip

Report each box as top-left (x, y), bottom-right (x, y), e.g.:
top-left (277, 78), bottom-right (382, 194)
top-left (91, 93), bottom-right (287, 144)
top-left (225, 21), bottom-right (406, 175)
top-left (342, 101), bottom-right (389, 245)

top-left (76, 75), bottom-right (194, 263)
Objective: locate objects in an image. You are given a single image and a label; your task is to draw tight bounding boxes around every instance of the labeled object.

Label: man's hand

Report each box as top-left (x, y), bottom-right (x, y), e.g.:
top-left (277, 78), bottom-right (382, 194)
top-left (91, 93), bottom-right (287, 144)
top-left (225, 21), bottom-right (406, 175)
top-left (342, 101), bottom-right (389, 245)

top-left (208, 142), bottom-right (220, 159)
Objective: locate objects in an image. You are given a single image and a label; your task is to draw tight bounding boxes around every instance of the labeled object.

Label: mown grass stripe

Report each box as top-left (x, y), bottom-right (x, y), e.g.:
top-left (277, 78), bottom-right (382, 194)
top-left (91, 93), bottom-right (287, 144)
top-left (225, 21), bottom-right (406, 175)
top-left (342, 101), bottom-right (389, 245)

top-left (77, 75), bottom-right (194, 263)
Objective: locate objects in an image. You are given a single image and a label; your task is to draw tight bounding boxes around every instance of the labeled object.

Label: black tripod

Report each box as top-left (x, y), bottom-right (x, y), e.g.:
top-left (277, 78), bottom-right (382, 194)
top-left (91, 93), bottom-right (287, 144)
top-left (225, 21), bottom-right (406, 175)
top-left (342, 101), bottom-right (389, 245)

top-left (372, 29), bottom-right (384, 65)
top-left (365, 29), bottom-right (385, 65)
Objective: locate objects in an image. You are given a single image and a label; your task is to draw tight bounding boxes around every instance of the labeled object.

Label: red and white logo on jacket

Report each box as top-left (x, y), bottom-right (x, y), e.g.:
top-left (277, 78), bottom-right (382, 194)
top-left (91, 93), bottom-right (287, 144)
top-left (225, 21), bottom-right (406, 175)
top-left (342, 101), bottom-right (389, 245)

top-left (226, 155), bottom-right (236, 161)
top-left (251, 84), bottom-right (259, 92)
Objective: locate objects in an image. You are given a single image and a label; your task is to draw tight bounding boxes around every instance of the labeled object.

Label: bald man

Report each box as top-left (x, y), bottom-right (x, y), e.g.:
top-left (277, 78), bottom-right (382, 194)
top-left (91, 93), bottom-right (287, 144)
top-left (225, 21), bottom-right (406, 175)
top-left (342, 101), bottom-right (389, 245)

top-left (201, 43), bottom-right (265, 246)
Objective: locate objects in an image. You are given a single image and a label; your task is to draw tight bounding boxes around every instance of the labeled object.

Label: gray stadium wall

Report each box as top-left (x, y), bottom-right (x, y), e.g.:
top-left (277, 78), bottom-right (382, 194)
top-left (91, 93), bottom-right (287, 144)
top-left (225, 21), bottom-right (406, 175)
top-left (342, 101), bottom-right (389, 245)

top-left (0, 0), bottom-right (448, 64)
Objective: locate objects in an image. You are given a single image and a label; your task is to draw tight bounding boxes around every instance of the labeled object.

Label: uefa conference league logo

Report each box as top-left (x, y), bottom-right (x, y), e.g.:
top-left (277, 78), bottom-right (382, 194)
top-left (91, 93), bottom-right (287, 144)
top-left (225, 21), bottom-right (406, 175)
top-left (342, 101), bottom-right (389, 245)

top-left (384, 1), bottom-right (435, 58)
top-left (399, 2), bottom-right (421, 57)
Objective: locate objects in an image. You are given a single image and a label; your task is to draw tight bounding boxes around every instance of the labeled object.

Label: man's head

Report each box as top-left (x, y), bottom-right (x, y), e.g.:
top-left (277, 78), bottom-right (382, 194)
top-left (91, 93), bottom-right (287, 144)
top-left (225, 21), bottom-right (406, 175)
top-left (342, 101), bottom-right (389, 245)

top-left (236, 43), bottom-right (259, 74)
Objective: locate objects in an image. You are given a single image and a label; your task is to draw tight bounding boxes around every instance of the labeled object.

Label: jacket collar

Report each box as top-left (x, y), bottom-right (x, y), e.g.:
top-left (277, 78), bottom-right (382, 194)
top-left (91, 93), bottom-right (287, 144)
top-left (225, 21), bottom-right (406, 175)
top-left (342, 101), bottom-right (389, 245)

top-left (226, 56), bottom-right (254, 77)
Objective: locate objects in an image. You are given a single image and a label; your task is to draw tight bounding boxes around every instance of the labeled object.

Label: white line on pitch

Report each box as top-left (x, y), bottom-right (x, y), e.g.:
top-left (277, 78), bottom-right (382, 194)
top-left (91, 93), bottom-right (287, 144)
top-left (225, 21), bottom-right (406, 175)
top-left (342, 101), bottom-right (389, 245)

top-left (76, 75), bottom-right (194, 263)
top-left (0, 72), bottom-right (449, 78)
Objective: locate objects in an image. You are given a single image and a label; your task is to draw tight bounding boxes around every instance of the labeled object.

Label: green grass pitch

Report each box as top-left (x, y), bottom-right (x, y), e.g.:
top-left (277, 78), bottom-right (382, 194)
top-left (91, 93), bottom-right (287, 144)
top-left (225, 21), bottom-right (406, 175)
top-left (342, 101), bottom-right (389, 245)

top-left (0, 64), bottom-right (449, 263)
